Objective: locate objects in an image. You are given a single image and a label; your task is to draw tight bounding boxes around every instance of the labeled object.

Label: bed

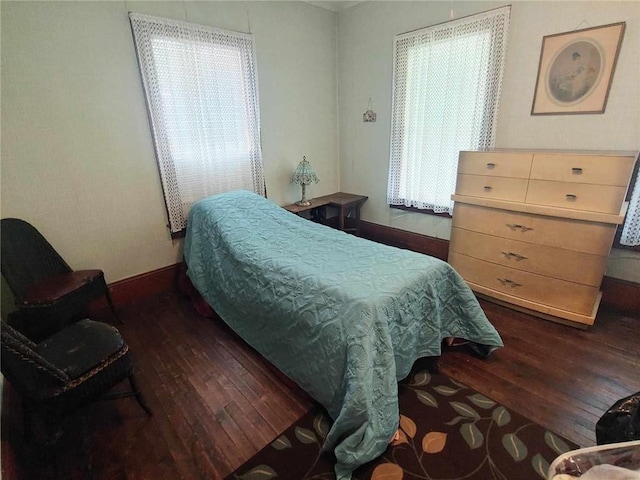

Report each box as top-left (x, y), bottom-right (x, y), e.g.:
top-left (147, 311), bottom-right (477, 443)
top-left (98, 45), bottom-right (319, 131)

top-left (183, 190), bottom-right (503, 480)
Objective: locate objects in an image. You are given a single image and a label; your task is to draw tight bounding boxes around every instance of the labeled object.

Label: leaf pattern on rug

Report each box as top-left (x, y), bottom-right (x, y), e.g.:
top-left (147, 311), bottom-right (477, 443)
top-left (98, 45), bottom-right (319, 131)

top-left (421, 432), bottom-right (447, 453)
top-left (226, 372), bottom-right (578, 480)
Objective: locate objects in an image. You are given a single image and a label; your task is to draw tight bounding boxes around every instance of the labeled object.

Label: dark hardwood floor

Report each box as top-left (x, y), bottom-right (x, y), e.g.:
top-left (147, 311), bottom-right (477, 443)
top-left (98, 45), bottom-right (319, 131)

top-left (2, 292), bottom-right (639, 479)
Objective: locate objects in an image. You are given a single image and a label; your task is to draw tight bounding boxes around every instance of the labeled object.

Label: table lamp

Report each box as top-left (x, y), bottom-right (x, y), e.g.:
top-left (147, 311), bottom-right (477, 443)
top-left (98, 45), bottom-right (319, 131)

top-left (291, 156), bottom-right (319, 206)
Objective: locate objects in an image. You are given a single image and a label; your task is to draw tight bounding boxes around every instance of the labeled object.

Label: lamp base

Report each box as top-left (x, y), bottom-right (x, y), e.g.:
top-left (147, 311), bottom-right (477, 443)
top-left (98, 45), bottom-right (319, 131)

top-left (295, 183), bottom-right (312, 207)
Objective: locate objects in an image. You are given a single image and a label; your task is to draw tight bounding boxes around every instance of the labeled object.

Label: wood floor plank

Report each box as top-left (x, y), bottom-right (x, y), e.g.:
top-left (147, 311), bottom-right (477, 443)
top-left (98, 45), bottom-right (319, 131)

top-left (2, 292), bottom-right (638, 479)
top-left (439, 300), bottom-right (640, 447)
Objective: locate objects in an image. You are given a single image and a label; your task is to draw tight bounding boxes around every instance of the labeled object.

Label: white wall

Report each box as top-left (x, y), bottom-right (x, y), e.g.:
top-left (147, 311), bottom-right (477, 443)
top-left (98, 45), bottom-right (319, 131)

top-left (2, 1), bottom-right (639, 286)
top-left (1, 1), bottom-right (338, 283)
top-left (338, 1), bottom-right (640, 282)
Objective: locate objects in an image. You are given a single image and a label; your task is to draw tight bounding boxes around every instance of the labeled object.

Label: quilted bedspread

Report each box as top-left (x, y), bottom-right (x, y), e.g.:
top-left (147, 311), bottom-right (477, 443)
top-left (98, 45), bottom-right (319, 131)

top-left (184, 190), bottom-right (503, 479)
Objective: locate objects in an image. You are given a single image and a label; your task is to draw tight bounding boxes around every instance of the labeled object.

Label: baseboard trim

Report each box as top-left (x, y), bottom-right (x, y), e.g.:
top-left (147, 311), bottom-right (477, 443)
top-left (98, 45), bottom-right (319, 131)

top-left (93, 223), bottom-right (639, 316)
top-left (90, 263), bottom-right (181, 313)
top-left (360, 221), bottom-right (449, 261)
top-left (601, 276), bottom-right (640, 314)
top-left (110, 263), bottom-right (181, 306)
top-left (360, 220), bottom-right (639, 315)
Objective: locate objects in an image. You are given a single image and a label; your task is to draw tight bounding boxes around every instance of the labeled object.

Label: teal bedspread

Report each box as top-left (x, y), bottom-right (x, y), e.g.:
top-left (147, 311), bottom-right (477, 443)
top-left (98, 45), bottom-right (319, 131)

top-left (184, 190), bottom-right (503, 479)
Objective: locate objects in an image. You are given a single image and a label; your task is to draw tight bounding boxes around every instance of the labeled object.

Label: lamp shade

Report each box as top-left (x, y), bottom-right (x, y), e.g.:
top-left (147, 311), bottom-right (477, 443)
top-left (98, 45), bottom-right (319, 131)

top-left (291, 156), bottom-right (319, 186)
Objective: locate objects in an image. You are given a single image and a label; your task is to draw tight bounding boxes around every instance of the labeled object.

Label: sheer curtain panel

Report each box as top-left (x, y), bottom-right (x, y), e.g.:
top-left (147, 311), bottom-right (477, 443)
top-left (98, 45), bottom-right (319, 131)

top-left (129, 13), bottom-right (265, 235)
top-left (620, 165), bottom-right (640, 246)
top-left (387, 7), bottom-right (510, 214)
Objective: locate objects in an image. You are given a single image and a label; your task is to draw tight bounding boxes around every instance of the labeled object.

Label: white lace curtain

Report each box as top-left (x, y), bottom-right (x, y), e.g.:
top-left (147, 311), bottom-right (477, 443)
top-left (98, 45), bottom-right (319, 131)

top-left (621, 166), bottom-right (640, 246)
top-left (387, 7), bottom-right (510, 214)
top-left (129, 13), bottom-right (265, 234)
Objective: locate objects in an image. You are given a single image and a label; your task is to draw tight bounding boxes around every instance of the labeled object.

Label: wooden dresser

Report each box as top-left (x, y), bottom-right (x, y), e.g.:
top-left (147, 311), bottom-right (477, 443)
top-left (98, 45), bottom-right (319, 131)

top-left (448, 149), bottom-right (637, 327)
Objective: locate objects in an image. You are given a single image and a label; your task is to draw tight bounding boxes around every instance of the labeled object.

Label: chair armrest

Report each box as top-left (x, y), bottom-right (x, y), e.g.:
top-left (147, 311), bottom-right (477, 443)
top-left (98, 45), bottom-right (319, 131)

top-left (1, 321), bottom-right (69, 397)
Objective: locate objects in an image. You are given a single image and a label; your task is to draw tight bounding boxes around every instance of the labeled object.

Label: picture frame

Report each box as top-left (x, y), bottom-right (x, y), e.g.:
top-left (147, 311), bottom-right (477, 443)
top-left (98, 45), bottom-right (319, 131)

top-left (531, 22), bottom-right (625, 115)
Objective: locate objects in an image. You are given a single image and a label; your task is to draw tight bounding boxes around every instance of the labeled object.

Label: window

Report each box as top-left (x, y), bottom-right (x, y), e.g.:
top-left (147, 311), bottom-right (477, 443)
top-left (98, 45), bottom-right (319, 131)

top-left (620, 159), bottom-right (640, 247)
top-left (129, 13), bottom-right (265, 236)
top-left (387, 7), bottom-right (511, 214)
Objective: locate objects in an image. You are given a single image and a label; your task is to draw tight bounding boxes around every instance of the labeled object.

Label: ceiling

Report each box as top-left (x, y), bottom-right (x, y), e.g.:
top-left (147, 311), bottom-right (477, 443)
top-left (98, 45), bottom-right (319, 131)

top-left (305, 1), bottom-right (364, 12)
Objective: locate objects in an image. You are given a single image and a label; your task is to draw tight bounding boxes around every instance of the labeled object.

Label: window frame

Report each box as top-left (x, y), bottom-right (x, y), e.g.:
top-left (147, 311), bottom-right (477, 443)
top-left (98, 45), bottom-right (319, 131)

top-left (129, 12), bottom-right (265, 237)
top-left (615, 156), bottom-right (640, 250)
top-left (387, 6), bottom-right (511, 215)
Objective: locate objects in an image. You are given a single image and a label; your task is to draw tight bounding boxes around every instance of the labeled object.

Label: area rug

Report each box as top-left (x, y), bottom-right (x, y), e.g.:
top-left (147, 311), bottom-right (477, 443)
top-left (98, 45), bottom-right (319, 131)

top-left (226, 369), bottom-right (578, 480)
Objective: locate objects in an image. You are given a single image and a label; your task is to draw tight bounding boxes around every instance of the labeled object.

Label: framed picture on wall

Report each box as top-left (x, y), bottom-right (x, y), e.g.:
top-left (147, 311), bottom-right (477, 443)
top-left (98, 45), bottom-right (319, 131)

top-left (531, 22), bottom-right (625, 115)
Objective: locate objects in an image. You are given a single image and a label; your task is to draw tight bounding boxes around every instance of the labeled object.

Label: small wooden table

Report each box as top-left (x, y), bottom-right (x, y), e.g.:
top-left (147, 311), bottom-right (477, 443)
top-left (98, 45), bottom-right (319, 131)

top-left (283, 192), bottom-right (368, 235)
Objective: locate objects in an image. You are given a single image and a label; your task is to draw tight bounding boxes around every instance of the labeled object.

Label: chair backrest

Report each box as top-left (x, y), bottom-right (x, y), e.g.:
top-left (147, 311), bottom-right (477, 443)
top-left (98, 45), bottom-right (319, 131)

top-left (1, 321), bottom-right (69, 399)
top-left (0, 218), bottom-right (71, 299)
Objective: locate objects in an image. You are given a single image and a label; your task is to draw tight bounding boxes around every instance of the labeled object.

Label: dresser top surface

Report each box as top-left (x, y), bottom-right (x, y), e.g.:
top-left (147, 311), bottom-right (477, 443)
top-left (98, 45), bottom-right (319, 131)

top-left (462, 149), bottom-right (638, 158)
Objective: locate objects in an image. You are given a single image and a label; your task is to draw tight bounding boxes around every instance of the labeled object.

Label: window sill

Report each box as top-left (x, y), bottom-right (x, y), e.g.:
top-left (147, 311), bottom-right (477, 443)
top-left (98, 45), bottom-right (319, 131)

top-left (613, 229), bottom-right (640, 251)
top-left (390, 205), bottom-right (452, 218)
top-left (171, 229), bottom-right (186, 240)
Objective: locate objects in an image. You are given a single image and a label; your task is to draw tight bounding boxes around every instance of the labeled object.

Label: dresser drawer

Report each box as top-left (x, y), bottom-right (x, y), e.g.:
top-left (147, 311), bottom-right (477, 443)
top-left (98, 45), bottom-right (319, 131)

top-left (451, 203), bottom-right (616, 255)
top-left (450, 227), bottom-right (605, 286)
top-left (449, 252), bottom-right (599, 315)
top-left (526, 180), bottom-right (626, 214)
top-left (456, 174), bottom-right (528, 202)
top-left (531, 154), bottom-right (636, 186)
top-left (458, 151), bottom-right (533, 178)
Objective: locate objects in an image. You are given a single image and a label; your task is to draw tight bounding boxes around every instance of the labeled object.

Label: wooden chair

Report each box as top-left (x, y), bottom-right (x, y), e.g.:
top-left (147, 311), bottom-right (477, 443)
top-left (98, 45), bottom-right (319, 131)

top-left (1, 218), bottom-right (118, 341)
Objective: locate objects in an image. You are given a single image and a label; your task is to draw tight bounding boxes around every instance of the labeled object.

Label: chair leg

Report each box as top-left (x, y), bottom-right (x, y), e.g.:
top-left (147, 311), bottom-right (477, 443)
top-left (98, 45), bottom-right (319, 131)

top-left (40, 416), bottom-right (63, 480)
top-left (23, 402), bottom-right (33, 443)
top-left (128, 373), bottom-right (152, 416)
top-left (79, 409), bottom-right (94, 480)
top-left (104, 288), bottom-right (123, 324)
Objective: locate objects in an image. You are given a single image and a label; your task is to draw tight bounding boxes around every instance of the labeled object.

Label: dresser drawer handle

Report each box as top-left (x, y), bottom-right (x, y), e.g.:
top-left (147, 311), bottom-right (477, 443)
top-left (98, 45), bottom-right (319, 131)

top-left (501, 251), bottom-right (528, 261)
top-left (571, 167), bottom-right (583, 174)
top-left (486, 163), bottom-right (496, 169)
top-left (484, 186), bottom-right (493, 191)
top-left (566, 194), bottom-right (577, 201)
top-left (506, 223), bottom-right (533, 232)
top-left (497, 278), bottom-right (522, 288)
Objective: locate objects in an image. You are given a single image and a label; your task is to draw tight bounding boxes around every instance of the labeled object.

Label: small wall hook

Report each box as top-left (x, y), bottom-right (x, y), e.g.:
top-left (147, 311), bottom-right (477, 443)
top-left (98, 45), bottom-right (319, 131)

top-left (363, 97), bottom-right (377, 123)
